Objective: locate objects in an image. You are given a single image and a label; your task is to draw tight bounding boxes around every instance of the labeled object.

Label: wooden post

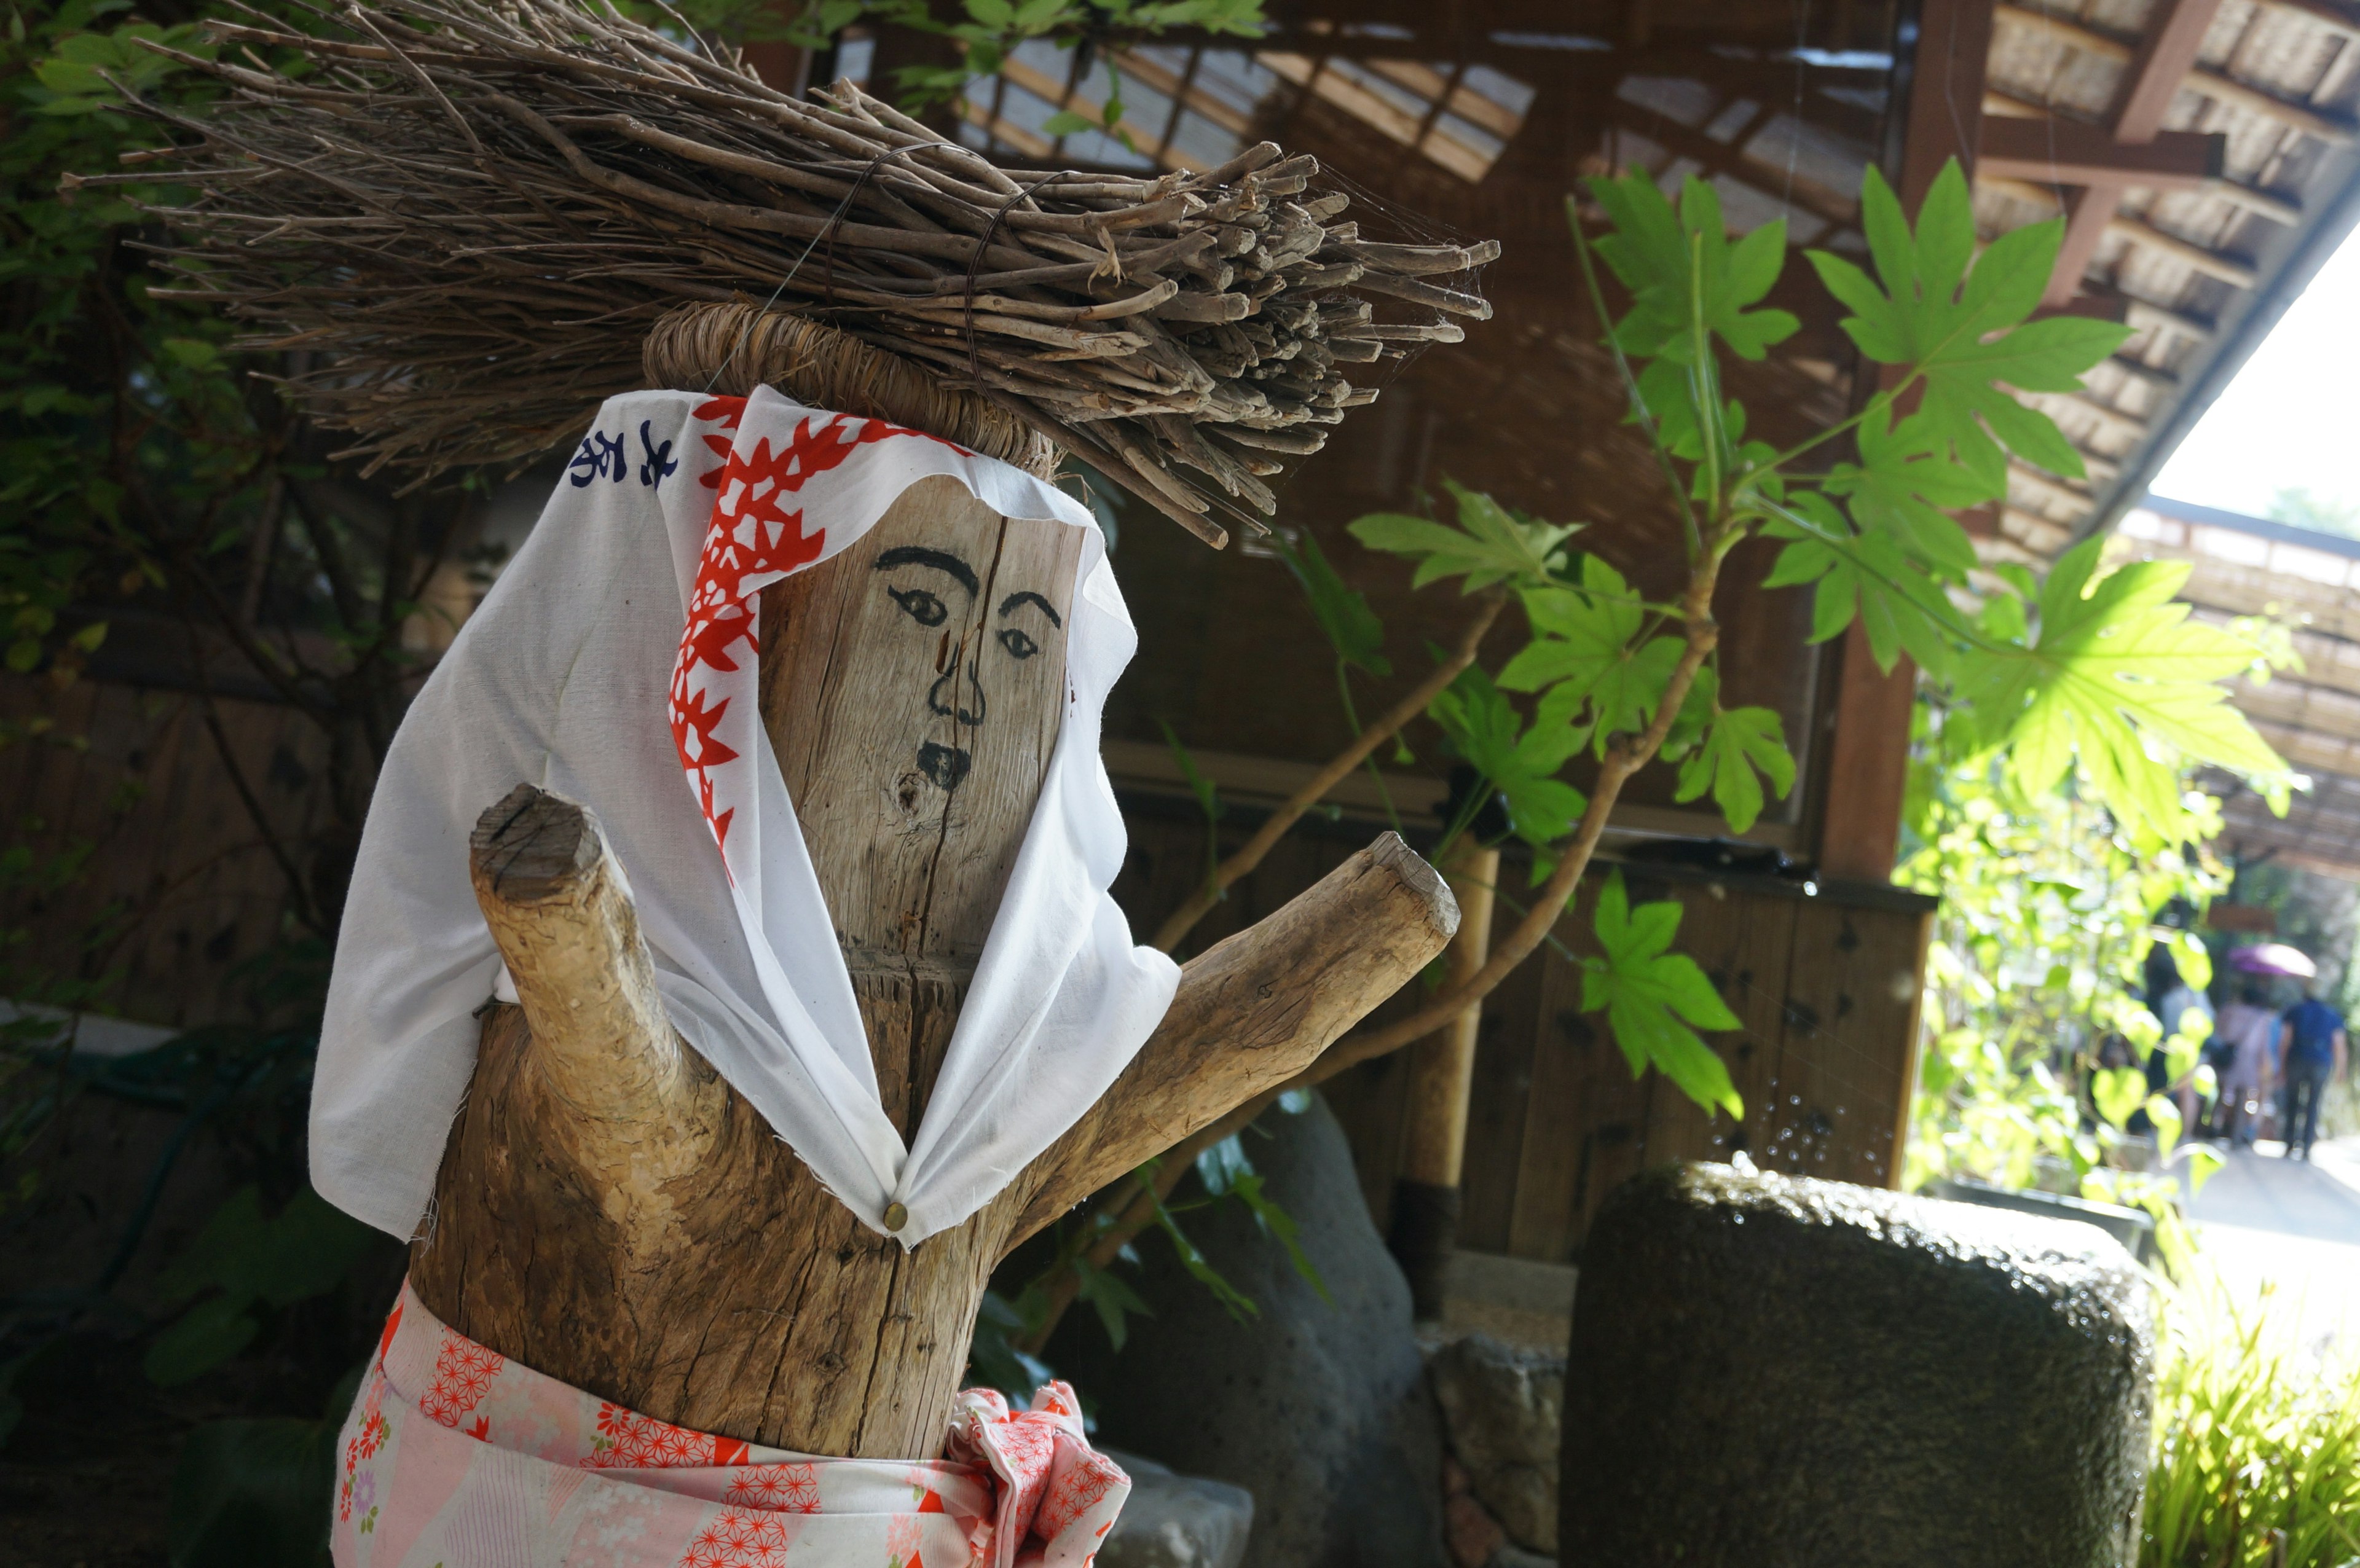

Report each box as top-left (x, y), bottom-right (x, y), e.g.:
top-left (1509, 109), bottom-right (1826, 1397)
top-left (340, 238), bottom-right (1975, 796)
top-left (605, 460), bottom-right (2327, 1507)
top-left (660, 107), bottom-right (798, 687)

top-left (1387, 842), bottom-right (1500, 1320)
top-left (410, 480), bottom-right (1459, 1460)
top-left (1818, 0), bottom-right (1993, 884)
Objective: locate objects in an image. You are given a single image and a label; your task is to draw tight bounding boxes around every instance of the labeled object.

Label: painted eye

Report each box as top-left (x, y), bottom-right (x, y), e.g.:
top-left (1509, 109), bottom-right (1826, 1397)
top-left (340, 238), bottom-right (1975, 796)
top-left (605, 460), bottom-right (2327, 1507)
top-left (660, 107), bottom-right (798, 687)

top-left (889, 587), bottom-right (947, 627)
top-left (997, 627), bottom-right (1038, 660)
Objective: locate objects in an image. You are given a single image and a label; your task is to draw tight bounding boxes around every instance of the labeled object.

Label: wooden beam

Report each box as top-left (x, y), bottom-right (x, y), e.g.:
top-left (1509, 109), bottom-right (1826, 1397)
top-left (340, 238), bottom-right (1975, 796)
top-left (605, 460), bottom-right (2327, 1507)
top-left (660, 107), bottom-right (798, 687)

top-left (2265, 0), bottom-right (2360, 42)
top-left (1993, 4), bottom-right (2358, 147)
top-left (1897, 0), bottom-right (1997, 203)
top-left (2007, 461), bottom-right (2099, 512)
top-left (1980, 90), bottom-right (2306, 222)
top-left (1984, 174), bottom-right (2260, 292)
top-left (1388, 841), bottom-right (1500, 1321)
top-left (1815, 0), bottom-right (1991, 884)
top-left (2044, 0), bottom-right (2228, 307)
top-left (1978, 116), bottom-right (2223, 186)
top-left (2110, 214), bottom-right (2259, 286)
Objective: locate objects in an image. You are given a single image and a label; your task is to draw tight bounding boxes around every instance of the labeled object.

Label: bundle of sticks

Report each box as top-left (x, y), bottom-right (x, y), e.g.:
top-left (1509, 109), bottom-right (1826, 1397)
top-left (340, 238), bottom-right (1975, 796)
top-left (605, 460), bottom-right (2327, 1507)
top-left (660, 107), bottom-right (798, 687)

top-left (96, 0), bottom-right (1498, 545)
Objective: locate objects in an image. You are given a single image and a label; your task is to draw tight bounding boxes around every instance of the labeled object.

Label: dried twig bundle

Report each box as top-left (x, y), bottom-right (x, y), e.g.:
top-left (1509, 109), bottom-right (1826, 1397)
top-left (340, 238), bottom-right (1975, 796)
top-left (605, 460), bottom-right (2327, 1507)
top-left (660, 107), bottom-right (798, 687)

top-left (95, 0), bottom-right (1497, 545)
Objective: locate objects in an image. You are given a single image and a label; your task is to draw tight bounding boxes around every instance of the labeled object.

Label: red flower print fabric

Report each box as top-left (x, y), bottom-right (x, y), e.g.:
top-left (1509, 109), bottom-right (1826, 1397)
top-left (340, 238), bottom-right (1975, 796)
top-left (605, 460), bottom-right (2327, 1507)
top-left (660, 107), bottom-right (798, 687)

top-left (330, 1282), bottom-right (1128, 1568)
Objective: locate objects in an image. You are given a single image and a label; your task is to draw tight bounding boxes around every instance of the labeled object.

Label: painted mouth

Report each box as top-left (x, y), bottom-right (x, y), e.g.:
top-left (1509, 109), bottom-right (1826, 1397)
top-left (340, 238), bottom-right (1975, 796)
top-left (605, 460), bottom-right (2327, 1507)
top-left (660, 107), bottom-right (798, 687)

top-left (917, 742), bottom-right (972, 792)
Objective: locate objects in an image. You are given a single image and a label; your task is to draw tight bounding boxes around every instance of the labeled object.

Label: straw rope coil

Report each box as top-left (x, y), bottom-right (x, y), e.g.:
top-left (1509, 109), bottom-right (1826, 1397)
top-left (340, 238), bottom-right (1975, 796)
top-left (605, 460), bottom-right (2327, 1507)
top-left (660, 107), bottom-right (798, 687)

top-left (645, 305), bottom-right (1061, 480)
top-left (83, 0), bottom-right (1497, 547)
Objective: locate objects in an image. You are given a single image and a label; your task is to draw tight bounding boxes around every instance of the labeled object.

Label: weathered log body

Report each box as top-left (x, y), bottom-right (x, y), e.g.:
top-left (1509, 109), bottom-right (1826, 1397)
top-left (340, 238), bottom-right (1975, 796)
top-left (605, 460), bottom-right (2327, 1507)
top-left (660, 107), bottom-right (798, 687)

top-left (411, 484), bottom-right (1457, 1460)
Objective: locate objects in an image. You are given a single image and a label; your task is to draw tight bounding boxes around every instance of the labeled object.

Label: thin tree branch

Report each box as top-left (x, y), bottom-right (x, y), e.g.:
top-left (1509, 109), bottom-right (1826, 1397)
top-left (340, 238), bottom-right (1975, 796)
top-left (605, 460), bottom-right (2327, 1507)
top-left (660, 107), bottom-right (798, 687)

top-left (178, 615), bottom-right (326, 936)
top-left (1322, 559), bottom-right (1724, 1067)
top-left (1568, 196), bottom-right (1701, 559)
top-left (1151, 590), bottom-right (1506, 953)
top-left (1025, 557), bottom-right (1729, 1358)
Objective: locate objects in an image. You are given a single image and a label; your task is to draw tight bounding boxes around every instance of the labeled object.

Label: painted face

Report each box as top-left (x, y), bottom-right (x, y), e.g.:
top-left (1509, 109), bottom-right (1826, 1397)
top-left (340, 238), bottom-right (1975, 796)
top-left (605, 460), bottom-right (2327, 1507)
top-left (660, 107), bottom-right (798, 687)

top-left (870, 544), bottom-right (1066, 794)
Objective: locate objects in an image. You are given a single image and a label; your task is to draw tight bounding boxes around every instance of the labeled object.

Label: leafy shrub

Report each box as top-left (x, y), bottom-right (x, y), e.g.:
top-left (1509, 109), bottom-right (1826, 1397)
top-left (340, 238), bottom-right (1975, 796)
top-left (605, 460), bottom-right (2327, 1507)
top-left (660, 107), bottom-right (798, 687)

top-left (2142, 1276), bottom-right (2360, 1567)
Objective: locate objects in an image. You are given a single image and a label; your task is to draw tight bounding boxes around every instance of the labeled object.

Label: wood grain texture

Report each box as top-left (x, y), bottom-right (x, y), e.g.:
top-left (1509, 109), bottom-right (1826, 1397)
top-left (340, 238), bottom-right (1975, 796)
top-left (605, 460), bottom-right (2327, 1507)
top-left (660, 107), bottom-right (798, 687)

top-left (1015, 831), bottom-right (1458, 1240)
top-left (409, 487), bottom-right (1457, 1461)
top-left (760, 476), bottom-right (1082, 967)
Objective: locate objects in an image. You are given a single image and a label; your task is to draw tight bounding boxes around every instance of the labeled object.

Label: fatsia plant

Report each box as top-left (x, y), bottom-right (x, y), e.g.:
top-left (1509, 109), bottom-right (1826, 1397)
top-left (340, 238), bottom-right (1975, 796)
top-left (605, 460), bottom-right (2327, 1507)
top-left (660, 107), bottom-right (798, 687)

top-left (979, 158), bottom-right (2292, 1366)
top-left (1330, 159), bottom-right (2287, 1116)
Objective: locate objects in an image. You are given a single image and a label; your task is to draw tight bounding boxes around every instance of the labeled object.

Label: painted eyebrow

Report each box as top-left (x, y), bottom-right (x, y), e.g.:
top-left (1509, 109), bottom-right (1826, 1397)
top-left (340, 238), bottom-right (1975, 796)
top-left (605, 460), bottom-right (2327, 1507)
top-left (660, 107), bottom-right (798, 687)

top-left (874, 546), bottom-right (977, 596)
top-left (997, 590), bottom-right (1063, 628)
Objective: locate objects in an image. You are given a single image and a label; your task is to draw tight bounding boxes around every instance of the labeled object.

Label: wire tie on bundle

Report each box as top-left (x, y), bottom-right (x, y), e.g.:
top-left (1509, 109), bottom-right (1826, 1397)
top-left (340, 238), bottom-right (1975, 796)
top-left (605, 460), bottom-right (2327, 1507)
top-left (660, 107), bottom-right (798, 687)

top-left (962, 171), bottom-right (1064, 392)
top-left (704, 143), bottom-right (938, 394)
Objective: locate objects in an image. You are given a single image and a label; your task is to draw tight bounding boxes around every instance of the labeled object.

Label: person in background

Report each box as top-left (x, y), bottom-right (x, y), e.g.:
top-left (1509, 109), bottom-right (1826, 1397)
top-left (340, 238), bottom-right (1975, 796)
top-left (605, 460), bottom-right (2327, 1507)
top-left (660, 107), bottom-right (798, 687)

top-left (2213, 983), bottom-right (2279, 1147)
top-left (2150, 958), bottom-right (2214, 1132)
top-left (2277, 985), bottom-right (2348, 1161)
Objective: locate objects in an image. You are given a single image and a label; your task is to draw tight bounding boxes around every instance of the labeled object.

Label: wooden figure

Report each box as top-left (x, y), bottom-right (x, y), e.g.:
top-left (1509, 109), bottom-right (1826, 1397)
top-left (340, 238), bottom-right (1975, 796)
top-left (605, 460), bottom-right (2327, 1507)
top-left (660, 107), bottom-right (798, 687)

top-left (406, 316), bottom-right (1460, 1461)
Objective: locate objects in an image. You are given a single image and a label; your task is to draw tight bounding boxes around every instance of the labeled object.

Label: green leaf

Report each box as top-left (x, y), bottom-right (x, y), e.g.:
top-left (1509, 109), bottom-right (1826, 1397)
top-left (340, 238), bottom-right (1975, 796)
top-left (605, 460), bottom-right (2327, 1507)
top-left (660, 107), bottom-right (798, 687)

top-left (1154, 1201), bottom-right (1259, 1323)
top-left (1825, 408), bottom-right (1987, 582)
top-left (1581, 872), bottom-right (1744, 1119)
top-left (1348, 479), bottom-right (1577, 593)
top-left (155, 1186), bottom-right (372, 1311)
top-left (1806, 161), bottom-right (2129, 486)
top-left (1230, 1170), bottom-right (1331, 1304)
top-left (1275, 529), bottom-right (1389, 677)
top-left (154, 1187), bottom-right (269, 1306)
top-left (1658, 663), bottom-right (1718, 761)
top-left (1674, 705), bottom-right (1795, 834)
top-left (1071, 1257), bottom-right (1153, 1351)
top-left (250, 1187), bottom-right (374, 1308)
top-left (160, 335), bottom-right (218, 369)
top-left (1955, 539), bottom-right (2287, 845)
top-left (1586, 171), bottom-right (1799, 364)
top-left (965, 1290), bottom-right (1053, 1401)
top-left (145, 1294), bottom-right (260, 1386)
top-left (1158, 719), bottom-right (1222, 825)
top-left (2090, 1065), bottom-right (2147, 1129)
top-left (1040, 109), bottom-right (1098, 137)
top-left (1194, 1132), bottom-right (1253, 1196)
top-left (1761, 493), bottom-right (1967, 680)
top-left (1426, 665), bottom-right (1587, 849)
top-left (1500, 554), bottom-right (1682, 747)
top-left (167, 1416), bottom-right (339, 1568)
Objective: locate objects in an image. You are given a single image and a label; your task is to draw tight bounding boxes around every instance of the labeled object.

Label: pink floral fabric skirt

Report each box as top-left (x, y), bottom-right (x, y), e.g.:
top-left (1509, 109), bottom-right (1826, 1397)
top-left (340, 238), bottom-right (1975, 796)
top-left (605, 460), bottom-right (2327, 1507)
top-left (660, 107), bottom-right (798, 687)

top-left (332, 1282), bottom-right (1127, 1568)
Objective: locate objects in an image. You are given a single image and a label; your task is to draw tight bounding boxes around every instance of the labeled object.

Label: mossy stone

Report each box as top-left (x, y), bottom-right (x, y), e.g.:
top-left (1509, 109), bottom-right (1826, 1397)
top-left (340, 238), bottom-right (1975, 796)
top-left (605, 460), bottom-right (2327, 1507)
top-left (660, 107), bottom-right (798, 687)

top-left (1561, 1163), bottom-right (2153, 1568)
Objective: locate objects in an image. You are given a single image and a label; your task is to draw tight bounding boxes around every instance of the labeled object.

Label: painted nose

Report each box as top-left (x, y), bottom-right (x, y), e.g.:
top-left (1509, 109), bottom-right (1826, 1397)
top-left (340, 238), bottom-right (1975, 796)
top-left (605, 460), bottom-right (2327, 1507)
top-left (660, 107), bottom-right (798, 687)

top-left (927, 656), bottom-right (986, 727)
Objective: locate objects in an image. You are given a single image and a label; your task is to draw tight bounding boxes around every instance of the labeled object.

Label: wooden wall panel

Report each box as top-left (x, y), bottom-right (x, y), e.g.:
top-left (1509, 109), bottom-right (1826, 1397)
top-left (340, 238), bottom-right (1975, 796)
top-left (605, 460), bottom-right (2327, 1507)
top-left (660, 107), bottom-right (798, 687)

top-left (0, 677), bottom-right (337, 1029)
top-left (1326, 860), bottom-right (1935, 1263)
top-left (1752, 896), bottom-right (1935, 1190)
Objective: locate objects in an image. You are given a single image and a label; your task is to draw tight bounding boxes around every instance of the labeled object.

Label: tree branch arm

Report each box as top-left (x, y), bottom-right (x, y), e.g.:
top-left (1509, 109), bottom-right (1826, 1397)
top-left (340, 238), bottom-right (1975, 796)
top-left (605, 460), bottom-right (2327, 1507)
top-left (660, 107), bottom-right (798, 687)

top-left (467, 784), bottom-right (720, 1177)
top-left (1012, 831), bottom-right (1458, 1247)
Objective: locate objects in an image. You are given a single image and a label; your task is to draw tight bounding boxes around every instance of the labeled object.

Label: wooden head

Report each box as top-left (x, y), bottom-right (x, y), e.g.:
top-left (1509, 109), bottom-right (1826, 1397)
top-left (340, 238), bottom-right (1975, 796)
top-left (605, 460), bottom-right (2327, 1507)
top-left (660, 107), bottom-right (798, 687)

top-left (760, 477), bottom-right (1085, 967)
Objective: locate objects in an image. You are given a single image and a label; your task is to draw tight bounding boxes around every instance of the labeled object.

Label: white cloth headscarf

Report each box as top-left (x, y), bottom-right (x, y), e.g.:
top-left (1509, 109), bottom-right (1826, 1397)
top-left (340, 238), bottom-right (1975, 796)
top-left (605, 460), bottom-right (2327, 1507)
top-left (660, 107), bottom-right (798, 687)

top-left (310, 386), bottom-right (1180, 1247)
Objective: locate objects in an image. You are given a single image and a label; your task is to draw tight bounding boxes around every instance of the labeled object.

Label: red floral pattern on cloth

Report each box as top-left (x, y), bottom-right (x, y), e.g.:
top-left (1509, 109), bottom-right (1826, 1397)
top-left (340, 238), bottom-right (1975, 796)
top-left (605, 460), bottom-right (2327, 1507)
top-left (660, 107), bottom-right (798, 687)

top-left (669, 398), bottom-right (967, 858)
top-left (682, 1508), bottom-right (808, 1568)
top-left (418, 1330), bottom-right (502, 1430)
top-left (329, 1282), bottom-right (1127, 1568)
top-left (591, 1402), bottom-right (755, 1470)
top-left (723, 1463), bottom-right (821, 1511)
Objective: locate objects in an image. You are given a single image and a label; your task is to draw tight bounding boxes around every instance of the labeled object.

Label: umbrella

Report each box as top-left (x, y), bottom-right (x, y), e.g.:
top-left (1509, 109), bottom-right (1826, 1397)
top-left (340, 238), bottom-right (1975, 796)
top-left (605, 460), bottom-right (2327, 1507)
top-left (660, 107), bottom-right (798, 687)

top-left (2229, 943), bottom-right (2318, 978)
